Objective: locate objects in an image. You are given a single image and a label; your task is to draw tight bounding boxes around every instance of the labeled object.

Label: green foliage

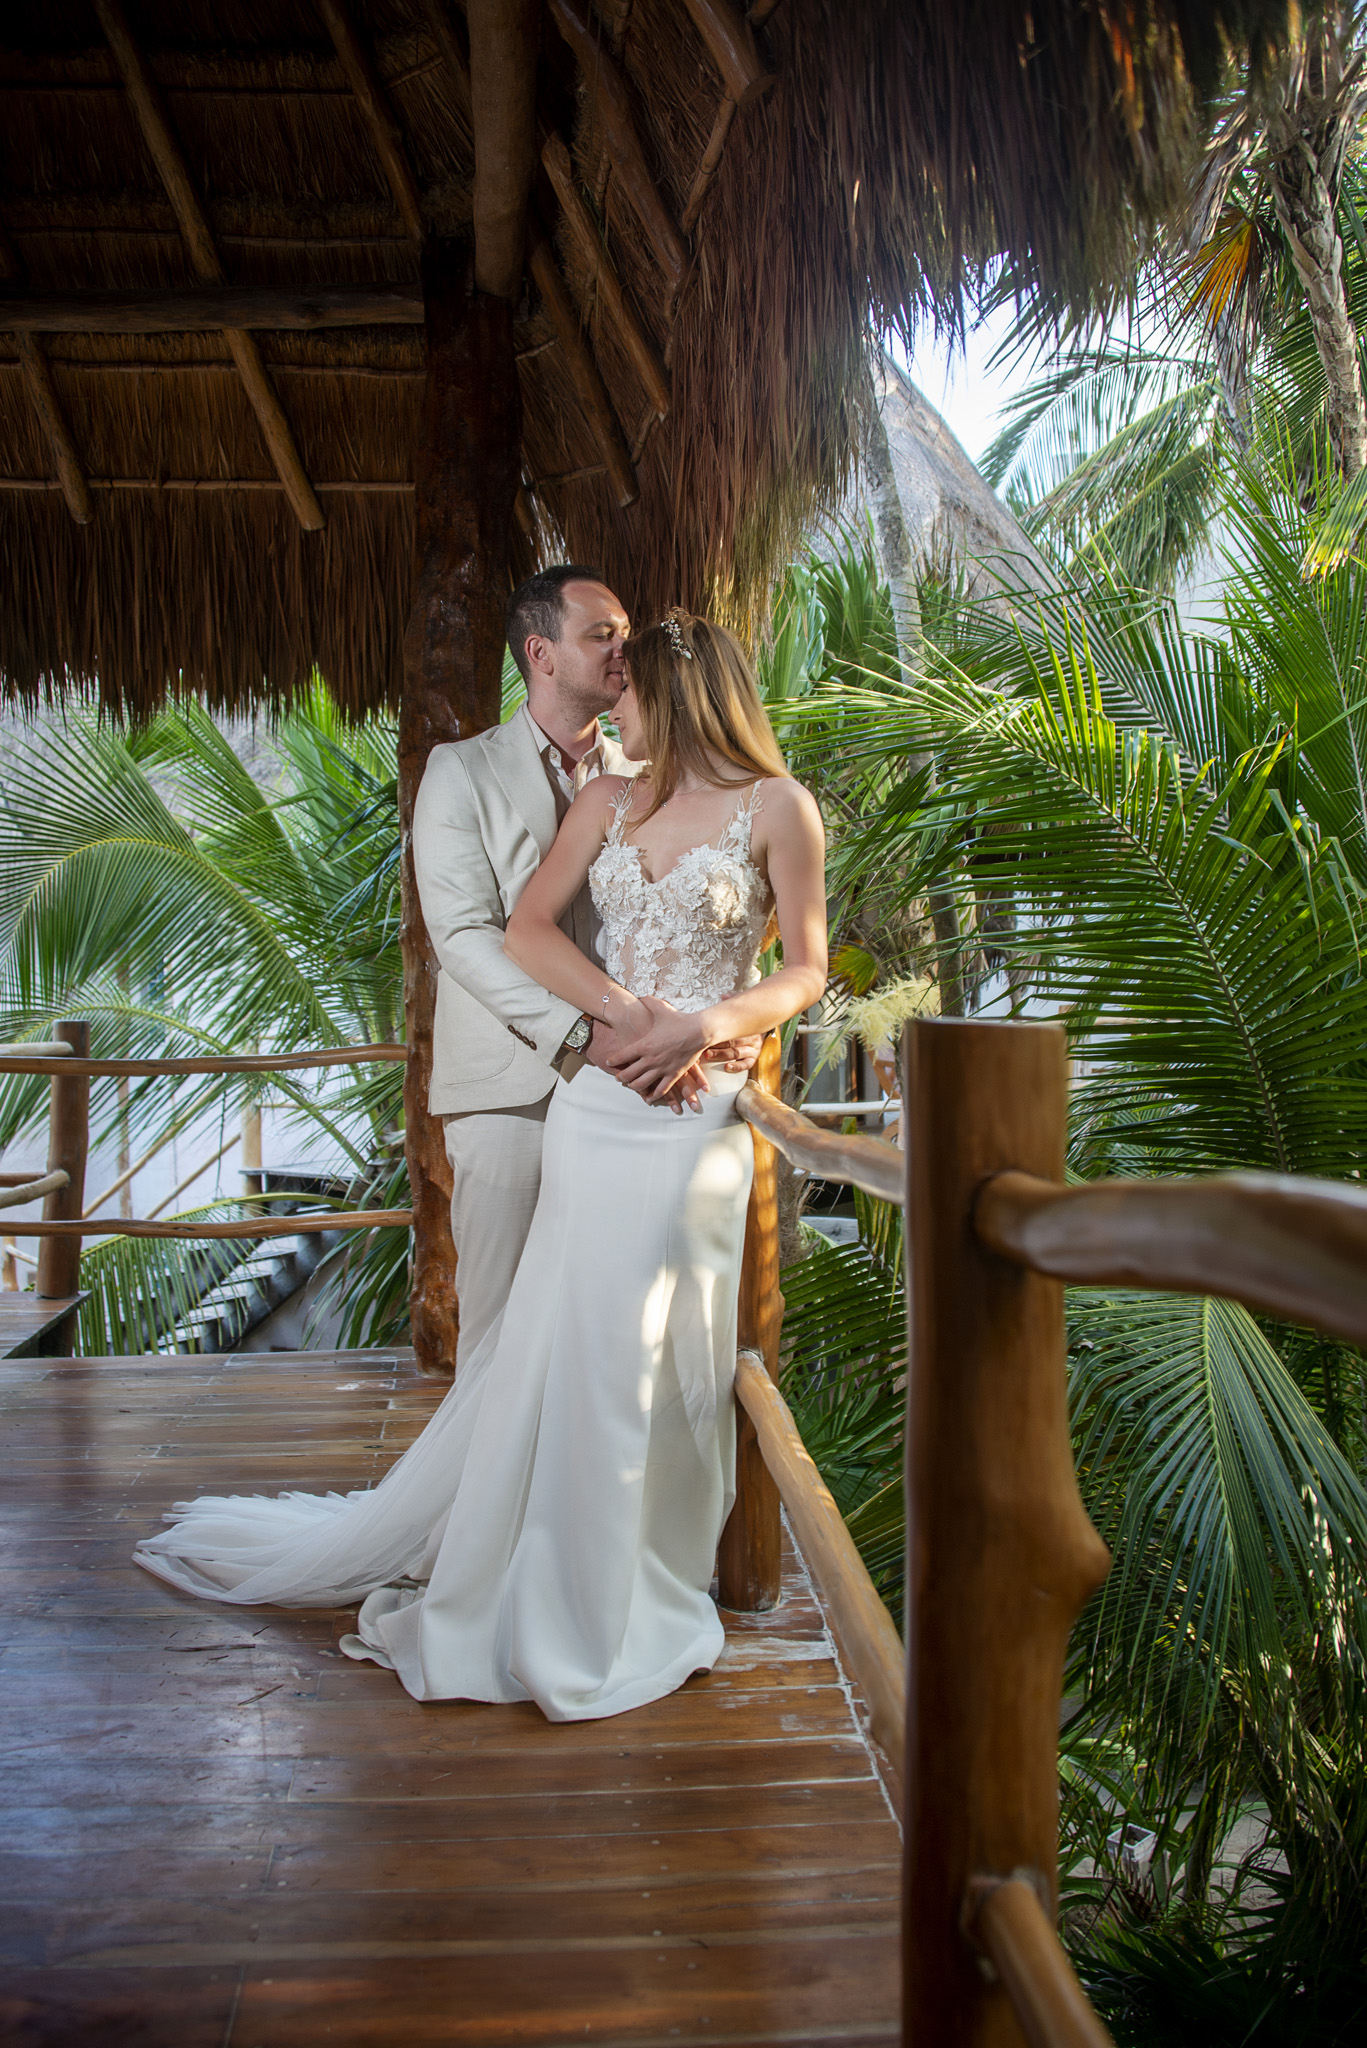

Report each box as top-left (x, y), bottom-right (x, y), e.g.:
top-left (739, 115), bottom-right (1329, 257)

top-left (777, 499), bottom-right (1367, 2019)
top-left (0, 683), bottom-right (408, 1349)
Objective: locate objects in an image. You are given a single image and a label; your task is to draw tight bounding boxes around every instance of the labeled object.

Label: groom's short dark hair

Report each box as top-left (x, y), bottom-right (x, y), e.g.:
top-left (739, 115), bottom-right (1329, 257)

top-left (506, 564), bottom-right (609, 683)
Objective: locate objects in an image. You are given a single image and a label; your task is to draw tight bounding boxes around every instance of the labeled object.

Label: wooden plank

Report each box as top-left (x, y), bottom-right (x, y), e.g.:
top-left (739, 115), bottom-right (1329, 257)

top-left (0, 1348), bottom-right (901, 2045)
top-left (0, 1293), bottom-right (85, 1358)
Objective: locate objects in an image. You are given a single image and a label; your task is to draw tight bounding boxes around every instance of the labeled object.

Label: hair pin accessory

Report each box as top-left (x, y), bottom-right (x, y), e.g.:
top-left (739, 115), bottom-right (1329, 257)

top-left (662, 609), bottom-right (694, 659)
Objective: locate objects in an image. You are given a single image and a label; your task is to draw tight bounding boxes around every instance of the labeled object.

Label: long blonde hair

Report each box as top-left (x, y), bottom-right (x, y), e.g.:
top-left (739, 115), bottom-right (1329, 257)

top-left (625, 610), bottom-right (787, 822)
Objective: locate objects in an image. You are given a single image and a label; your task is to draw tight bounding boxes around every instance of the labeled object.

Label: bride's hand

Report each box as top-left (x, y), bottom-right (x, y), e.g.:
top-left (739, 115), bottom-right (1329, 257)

top-left (607, 995), bottom-right (711, 1103)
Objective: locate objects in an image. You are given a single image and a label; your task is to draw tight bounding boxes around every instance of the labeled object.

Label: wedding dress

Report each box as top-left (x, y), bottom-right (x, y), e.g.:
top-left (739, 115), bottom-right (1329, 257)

top-left (135, 783), bottom-right (774, 1721)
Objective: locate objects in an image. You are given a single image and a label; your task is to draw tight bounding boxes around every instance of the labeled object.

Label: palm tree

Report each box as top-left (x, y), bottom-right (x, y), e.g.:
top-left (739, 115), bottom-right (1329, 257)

top-left (0, 686), bottom-right (407, 1350)
top-left (775, 502), bottom-right (1367, 1969)
top-left (979, 9), bottom-right (1367, 587)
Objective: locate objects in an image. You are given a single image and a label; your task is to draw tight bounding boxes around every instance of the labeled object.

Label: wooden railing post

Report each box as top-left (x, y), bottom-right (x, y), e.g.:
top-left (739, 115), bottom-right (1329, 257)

top-left (35, 1020), bottom-right (90, 1353)
top-left (718, 1031), bottom-right (784, 1610)
top-left (901, 1019), bottom-right (1111, 2046)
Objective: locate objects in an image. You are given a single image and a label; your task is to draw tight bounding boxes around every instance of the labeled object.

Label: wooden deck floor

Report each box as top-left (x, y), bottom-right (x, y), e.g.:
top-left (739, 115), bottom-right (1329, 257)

top-left (0, 1348), bottom-right (901, 2047)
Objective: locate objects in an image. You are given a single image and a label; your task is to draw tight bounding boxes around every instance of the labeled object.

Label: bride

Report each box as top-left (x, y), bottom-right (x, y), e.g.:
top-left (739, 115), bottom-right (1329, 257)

top-left (135, 609), bottom-right (827, 1722)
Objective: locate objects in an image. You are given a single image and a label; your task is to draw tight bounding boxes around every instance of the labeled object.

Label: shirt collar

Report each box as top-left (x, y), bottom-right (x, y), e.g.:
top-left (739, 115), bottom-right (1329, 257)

top-left (522, 702), bottom-right (606, 773)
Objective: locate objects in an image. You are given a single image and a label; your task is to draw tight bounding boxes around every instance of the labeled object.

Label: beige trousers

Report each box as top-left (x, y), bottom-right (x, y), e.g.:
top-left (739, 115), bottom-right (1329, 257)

top-left (443, 1097), bottom-right (552, 1370)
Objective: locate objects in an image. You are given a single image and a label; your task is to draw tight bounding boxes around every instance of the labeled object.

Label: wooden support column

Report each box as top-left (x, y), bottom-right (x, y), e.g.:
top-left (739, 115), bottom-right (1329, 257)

top-left (466, 0), bottom-right (541, 298)
top-left (35, 1021), bottom-right (90, 1355)
top-left (901, 1020), bottom-right (1111, 2046)
top-left (401, 239), bottom-right (522, 1376)
top-left (94, 0), bottom-right (325, 531)
top-left (718, 1031), bottom-right (784, 1610)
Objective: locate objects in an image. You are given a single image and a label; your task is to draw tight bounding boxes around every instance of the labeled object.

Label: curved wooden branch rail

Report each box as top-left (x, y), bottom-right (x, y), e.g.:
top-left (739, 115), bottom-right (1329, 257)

top-left (0, 1044), bottom-right (407, 1078)
top-left (736, 1083), bottom-right (902, 1202)
top-left (734, 1350), bottom-right (905, 1778)
top-left (975, 1168), bottom-right (1367, 1348)
top-left (0, 1169), bottom-right (69, 1211)
top-left (970, 1879), bottom-right (1114, 2048)
top-left (3, 1209), bottom-right (411, 1240)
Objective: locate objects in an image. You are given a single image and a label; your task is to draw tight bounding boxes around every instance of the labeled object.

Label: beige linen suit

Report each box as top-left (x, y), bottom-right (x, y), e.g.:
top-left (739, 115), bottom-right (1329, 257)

top-left (411, 705), bottom-right (634, 1365)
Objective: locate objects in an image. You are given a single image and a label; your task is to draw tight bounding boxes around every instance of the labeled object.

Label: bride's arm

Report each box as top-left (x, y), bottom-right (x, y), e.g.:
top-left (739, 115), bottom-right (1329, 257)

top-left (503, 778), bottom-right (638, 1019)
top-left (607, 779), bottom-right (828, 1098)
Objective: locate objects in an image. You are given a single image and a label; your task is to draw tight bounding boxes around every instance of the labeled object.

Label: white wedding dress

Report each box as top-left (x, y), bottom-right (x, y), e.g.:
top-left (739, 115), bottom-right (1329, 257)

top-left (135, 783), bottom-right (774, 1722)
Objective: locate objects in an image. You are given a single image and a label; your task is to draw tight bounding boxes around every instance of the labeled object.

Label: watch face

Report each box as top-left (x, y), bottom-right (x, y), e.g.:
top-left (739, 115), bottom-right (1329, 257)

top-left (569, 1016), bottom-right (591, 1051)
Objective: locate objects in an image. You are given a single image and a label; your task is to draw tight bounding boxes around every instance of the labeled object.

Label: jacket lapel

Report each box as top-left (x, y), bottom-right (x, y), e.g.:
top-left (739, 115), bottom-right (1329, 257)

top-left (481, 708), bottom-right (558, 858)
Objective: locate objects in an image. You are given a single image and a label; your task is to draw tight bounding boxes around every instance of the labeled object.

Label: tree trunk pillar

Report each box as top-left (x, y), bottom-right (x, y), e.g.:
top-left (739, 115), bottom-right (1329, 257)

top-left (401, 237), bottom-right (521, 1377)
top-left (718, 1032), bottom-right (785, 1610)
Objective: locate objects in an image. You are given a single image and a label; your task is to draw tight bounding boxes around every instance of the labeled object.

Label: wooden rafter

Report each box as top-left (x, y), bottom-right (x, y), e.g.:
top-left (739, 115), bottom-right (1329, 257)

top-left (466, 0), bottom-right (541, 298)
top-left (14, 337), bottom-right (93, 524)
top-left (546, 0), bottom-right (685, 293)
top-left (682, 0), bottom-right (774, 105)
top-left (0, 285), bottom-right (424, 332)
top-left (420, 0), bottom-right (474, 116)
top-left (541, 134), bottom-right (669, 418)
top-left (92, 0), bottom-right (324, 532)
top-left (0, 224), bottom-right (93, 525)
top-left (527, 225), bottom-right (637, 508)
top-left (316, 0), bottom-right (425, 247)
top-left (682, 97), bottom-right (738, 233)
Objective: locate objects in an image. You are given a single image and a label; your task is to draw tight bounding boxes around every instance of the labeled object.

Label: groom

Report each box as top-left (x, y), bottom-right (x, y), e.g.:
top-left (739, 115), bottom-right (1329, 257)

top-left (413, 565), bottom-right (756, 1368)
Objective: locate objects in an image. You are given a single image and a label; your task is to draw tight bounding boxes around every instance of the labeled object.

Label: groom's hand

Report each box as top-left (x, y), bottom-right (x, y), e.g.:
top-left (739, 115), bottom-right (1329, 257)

top-left (705, 1032), bottom-right (765, 1074)
top-left (584, 1020), bottom-right (705, 1113)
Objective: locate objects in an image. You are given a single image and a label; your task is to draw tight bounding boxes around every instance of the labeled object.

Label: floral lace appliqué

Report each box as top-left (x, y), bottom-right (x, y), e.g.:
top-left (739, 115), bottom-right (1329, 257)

top-left (589, 782), bottom-right (773, 1013)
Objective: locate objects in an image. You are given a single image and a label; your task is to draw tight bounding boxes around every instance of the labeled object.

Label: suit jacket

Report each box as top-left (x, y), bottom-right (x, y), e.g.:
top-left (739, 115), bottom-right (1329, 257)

top-left (412, 709), bottom-right (635, 1116)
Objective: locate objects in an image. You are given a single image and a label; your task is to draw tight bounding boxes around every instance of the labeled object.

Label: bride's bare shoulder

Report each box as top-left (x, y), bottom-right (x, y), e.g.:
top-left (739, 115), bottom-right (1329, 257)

top-left (756, 775), bottom-right (823, 837)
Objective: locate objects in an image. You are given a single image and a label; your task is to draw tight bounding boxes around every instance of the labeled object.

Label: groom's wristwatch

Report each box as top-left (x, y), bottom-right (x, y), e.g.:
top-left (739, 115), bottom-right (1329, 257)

top-left (552, 1013), bottom-right (593, 1076)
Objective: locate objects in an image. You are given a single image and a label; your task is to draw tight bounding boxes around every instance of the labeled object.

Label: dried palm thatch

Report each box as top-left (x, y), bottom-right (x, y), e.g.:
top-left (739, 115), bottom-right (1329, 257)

top-left (0, 0), bottom-right (1297, 718)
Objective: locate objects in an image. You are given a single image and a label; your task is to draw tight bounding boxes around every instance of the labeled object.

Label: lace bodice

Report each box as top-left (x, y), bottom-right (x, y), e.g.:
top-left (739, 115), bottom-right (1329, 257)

top-left (589, 781), bottom-right (773, 1012)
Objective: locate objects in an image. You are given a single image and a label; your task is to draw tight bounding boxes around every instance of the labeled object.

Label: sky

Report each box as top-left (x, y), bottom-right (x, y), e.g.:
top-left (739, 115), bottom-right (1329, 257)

top-left (893, 300), bottom-right (1025, 464)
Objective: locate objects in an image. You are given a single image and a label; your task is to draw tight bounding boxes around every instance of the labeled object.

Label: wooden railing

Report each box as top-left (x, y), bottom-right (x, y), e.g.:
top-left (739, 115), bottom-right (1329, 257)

top-left (0, 1024), bottom-right (411, 1354)
top-left (728, 1016), bottom-right (1367, 2048)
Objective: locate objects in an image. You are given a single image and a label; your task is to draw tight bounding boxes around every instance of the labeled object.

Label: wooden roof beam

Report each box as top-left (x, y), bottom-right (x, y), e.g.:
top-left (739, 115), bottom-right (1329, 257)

top-left (541, 133), bottom-right (668, 418)
top-left (546, 0), bottom-right (685, 294)
top-left (466, 0), bottom-right (540, 298)
top-left (682, 0), bottom-right (774, 105)
top-left (0, 285), bottom-right (424, 331)
top-left (527, 223), bottom-right (636, 507)
top-left (93, 0), bottom-right (324, 532)
top-left (14, 336), bottom-right (93, 524)
top-left (420, 0), bottom-right (473, 118)
top-left (0, 226), bottom-right (93, 525)
top-left (316, 0), bottom-right (425, 247)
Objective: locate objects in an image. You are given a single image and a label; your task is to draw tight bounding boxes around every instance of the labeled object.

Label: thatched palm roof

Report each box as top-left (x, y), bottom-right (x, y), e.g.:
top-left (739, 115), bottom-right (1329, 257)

top-left (1, 0), bottom-right (1293, 717)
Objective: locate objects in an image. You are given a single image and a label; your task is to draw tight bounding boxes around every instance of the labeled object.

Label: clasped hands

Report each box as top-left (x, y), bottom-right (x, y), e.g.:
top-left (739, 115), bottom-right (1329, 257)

top-left (585, 995), bottom-right (760, 1113)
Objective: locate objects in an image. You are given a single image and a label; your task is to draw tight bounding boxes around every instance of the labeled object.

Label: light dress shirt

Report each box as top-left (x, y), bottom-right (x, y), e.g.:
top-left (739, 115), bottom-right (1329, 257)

top-left (521, 702), bottom-right (612, 819)
top-left (518, 704), bottom-right (614, 1049)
